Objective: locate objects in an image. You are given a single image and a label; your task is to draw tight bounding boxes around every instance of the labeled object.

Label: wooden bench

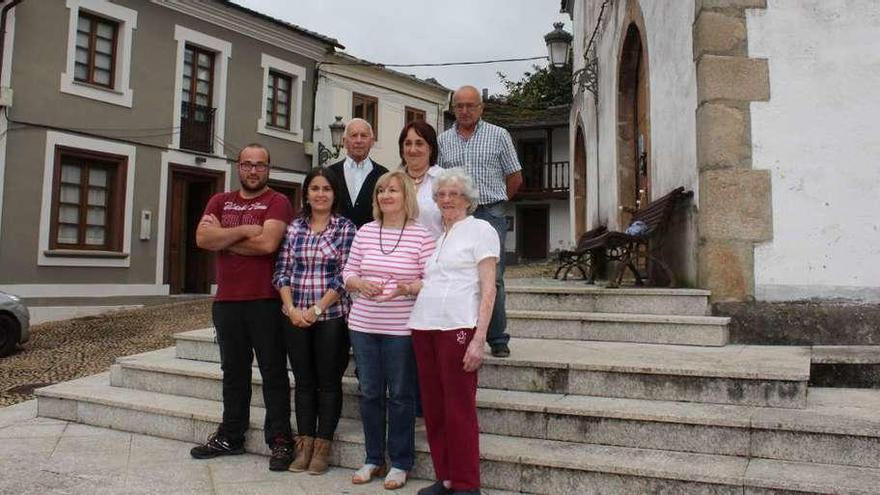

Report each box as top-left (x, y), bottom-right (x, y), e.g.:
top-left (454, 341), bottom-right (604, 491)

top-left (580, 187), bottom-right (692, 287)
top-left (554, 225), bottom-right (607, 281)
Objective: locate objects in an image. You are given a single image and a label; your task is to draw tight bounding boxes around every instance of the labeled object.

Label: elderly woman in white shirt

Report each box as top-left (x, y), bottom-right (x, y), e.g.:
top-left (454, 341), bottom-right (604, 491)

top-left (406, 168), bottom-right (498, 495)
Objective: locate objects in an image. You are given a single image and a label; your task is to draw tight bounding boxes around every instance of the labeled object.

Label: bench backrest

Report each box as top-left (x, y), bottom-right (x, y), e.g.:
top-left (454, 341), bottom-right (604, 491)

top-left (631, 187), bottom-right (689, 237)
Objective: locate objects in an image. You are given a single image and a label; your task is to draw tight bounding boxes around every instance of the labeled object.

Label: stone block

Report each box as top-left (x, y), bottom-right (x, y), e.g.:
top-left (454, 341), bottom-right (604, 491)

top-left (697, 55), bottom-right (770, 103)
top-left (521, 465), bottom-right (741, 495)
top-left (76, 402), bottom-right (194, 442)
top-left (36, 396), bottom-right (78, 421)
top-left (479, 364), bottom-right (569, 394)
top-left (694, 11), bottom-right (747, 58)
top-left (699, 168), bottom-right (773, 241)
top-left (697, 103), bottom-right (751, 170)
top-left (478, 408), bottom-right (548, 439)
top-left (700, 0), bottom-right (767, 10)
top-left (699, 240), bottom-right (754, 302)
top-left (751, 429), bottom-right (880, 468)
top-left (545, 415), bottom-right (749, 456)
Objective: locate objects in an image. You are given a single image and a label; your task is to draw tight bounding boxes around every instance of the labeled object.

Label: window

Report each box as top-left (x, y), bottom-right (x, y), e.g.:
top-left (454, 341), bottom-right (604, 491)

top-left (257, 54), bottom-right (306, 142)
top-left (180, 44), bottom-right (217, 153)
top-left (74, 12), bottom-right (118, 88)
top-left (61, 0), bottom-right (137, 107)
top-left (353, 93), bottom-right (378, 136)
top-left (405, 106), bottom-right (426, 124)
top-left (266, 71), bottom-right (292, 130)
top-left (50, 147), bottom-right (127, 251)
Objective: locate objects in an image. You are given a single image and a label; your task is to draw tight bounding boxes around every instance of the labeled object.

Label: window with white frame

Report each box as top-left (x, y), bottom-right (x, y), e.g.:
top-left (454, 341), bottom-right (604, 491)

top-left (257, 54), bottom-right (305, 142)
top-left (61, 0), bottom-right (137, 107)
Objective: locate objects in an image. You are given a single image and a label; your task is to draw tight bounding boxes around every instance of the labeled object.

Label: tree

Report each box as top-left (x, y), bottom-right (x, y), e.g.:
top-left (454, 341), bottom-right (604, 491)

top-left (496, 62), bottom-right (572, 108)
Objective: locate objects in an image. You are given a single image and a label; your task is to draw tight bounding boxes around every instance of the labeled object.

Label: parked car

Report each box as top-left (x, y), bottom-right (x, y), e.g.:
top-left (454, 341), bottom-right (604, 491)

top-left (0, 290), bottom-right (30, 357)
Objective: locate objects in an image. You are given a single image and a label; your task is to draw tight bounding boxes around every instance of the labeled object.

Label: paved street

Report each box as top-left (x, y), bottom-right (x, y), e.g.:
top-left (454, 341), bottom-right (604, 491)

top-left (1, 401), bottom-right (496, 495)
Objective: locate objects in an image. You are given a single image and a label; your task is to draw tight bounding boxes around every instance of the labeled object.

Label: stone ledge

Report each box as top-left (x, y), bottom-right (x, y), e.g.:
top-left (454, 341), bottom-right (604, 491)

top-left (698, 240), bottom-right (754, 302)
top-left (697, 0), bottom-right (767, 11)
top-left (697, 55), bottom-right (770, 104)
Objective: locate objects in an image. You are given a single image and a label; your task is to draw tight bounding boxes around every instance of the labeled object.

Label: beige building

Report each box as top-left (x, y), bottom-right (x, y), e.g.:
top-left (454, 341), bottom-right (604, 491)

top-left (0, 0), bottom-right (341, 321)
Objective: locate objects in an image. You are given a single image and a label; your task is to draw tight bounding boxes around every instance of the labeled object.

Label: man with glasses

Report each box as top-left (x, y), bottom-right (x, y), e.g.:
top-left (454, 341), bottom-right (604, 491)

top-left (191, 143), bottom-right (296, 471)
top-left (328, 118), bottom-right (388, 227)
top-left (438, 86), bottom-right (522, 358)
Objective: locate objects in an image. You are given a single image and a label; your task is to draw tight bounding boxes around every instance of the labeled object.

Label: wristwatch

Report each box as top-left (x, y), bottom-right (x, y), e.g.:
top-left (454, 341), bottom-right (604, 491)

top-left (311, 305), bottom-right (323, 316)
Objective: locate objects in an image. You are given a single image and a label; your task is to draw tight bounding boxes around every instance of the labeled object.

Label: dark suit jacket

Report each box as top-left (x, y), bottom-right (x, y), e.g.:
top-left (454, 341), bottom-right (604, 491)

top-left (328, 159), bottom-right (389, 228)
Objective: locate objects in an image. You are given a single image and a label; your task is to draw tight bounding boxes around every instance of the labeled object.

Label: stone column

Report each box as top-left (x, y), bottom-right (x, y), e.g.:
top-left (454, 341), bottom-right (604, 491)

top-left (694, 0), bottom-right (772, 302)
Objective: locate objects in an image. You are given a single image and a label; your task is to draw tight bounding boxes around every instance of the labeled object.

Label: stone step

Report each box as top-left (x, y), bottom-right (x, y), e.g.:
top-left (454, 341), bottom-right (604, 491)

top-left (507, 310), bottom-right (729, 346)
top-left (112, 348), bottom-right (880, 468)
top-left (810, 345), bottom-right (880, 389)
top-left (174, 329), bottom-right (811, 408)
top-left (38, 373), bottom-right (880, 495)
top-left (505, 279), bottom-right (710, 316)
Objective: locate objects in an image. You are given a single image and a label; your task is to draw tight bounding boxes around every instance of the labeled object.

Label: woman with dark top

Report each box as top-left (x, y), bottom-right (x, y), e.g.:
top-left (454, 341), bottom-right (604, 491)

top-left (272, 167), bottom-right (356, 475)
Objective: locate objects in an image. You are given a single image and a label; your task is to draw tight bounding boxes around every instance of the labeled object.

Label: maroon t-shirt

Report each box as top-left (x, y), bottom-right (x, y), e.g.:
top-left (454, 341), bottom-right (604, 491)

top-left (203, 188), bottom-right (294, 301)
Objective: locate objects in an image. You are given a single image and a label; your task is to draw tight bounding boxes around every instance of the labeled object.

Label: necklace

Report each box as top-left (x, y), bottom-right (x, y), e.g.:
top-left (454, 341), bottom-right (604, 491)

top-left (379, 217), bottom-right (408, 255)
top-left (406, 168), bottom-right (428, 185)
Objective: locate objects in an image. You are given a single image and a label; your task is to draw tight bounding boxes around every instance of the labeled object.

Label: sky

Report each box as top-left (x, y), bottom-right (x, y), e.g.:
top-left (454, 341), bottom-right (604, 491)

top-left (234, 0), bottom-right (572, 96)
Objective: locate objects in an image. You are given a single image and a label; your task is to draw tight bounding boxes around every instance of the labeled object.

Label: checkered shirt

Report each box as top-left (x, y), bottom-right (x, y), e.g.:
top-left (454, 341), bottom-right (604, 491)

top-left (437, 120), bottom-right (522, 205)
top-left (272, 215), bottom-right (356, 321)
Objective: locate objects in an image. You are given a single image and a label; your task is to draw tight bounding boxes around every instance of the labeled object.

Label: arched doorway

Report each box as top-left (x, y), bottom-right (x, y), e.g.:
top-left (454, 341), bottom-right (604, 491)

top-left (573, 125), bottom-right (587, 238)
top-left (616, 22), bottom-right (650, 227)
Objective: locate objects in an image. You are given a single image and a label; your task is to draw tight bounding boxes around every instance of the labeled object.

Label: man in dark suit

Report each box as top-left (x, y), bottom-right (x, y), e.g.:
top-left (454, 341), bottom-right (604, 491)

top-left (328, 118), bottom-right (388, 227)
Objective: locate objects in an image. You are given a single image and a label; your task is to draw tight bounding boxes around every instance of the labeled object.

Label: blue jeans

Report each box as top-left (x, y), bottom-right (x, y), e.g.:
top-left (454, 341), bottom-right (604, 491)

top-left (349, 330), bottom-right (417, 471)
top-left (473, 202), bottom-right (509, 347)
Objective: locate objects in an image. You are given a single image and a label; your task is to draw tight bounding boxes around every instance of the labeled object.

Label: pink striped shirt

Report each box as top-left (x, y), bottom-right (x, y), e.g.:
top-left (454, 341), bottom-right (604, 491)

top-left (342, 221), bottom-right (436, 336)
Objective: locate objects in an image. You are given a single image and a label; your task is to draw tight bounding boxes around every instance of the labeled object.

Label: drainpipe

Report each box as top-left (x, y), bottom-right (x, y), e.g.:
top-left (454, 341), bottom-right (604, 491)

top-left (0, 0), bottom-right (24, 85)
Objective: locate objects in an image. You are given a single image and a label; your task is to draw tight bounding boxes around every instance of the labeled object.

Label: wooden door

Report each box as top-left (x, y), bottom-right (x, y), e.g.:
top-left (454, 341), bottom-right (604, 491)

top-left (574, 126), bottom-right (587, 238)
top-left (518, 206), bottom-right (549, 260)
top-left (167, 166), bottom-right (223, 294)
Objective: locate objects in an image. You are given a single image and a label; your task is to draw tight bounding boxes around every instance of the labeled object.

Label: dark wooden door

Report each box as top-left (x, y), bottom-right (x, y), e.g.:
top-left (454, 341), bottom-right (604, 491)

top-left (268, 180), bottom-right (302, 217)
top-left (519, 140), bottom-right (547, 192)
top-left (167, 167), bottom-right (223, 294)
top-left (518, 206), bottom-right (549, 260)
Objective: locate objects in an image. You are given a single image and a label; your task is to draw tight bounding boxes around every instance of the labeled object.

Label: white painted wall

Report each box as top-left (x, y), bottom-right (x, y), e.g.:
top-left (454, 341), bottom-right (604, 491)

top-left (313, 63), bottom-right (449, 169)
top-left (748, 0), bottom-right (880, 302)
top-left (568, 0), bottom-right (698, 283)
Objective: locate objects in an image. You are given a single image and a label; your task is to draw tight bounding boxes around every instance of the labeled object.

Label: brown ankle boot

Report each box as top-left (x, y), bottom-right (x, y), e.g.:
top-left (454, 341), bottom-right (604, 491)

top-left (289, 436), bottom-right (314, 472)
top-left (307, 438), bottom-right (331, 475)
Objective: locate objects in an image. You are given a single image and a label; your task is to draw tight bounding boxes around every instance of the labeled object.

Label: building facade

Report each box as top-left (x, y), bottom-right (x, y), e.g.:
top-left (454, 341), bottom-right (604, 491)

top-left (0, 0), bottom-right (341, 321)
top-left (563, 0), bottom-right (880, 305)
top-left (312, 52), bottom-right (450, 169)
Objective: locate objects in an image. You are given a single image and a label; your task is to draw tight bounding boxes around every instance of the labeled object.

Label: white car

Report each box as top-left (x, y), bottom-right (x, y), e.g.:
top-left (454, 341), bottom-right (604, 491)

top-left (0, 290), bottom-right (30, 357)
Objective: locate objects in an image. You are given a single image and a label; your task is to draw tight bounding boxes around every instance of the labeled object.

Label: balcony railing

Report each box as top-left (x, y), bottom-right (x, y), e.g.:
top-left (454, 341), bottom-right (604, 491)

top-left (516, 161), bottom-right (570, 199)
top-left (180, 101), bottom-right (216, 154)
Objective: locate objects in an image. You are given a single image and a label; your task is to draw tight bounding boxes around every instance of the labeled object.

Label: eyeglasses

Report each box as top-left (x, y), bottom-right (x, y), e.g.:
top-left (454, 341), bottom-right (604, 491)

top-left (238, 162), bottom-right (269, 172)
top-left (453, 103), bottom-right (481, 112)
top-left (436, 191), bottom-right (463, 200)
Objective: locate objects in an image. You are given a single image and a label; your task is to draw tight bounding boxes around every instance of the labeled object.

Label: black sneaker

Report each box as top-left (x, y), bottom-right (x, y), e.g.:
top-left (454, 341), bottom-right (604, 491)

top-left (190, 431), bottom-right (244, 459)
top-left (268, 437), bottom-right (294, 471)
top-left (418, 480), bottom-right (453, 495)
top-left (490, 343), bottom-right (510, 358)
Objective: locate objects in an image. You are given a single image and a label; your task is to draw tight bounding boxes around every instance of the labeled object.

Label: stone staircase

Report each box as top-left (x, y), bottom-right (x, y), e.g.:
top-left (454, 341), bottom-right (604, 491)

top-left (35, 279), bottom-right (880, 494)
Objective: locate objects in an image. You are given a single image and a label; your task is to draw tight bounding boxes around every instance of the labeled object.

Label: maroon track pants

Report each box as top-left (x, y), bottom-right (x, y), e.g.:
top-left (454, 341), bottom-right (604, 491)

top-left (412, 328), bottom-right (480, 491)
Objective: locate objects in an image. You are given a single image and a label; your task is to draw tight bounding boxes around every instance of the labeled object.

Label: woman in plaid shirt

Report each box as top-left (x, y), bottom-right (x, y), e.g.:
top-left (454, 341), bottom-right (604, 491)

top-left (272, 167), bottom-right (356, 475)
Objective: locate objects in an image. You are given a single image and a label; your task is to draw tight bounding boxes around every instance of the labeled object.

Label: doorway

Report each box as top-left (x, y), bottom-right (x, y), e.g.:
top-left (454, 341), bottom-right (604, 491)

top-left (166, 166), bottom-right (224, 294)
top-left (573, 125), bottom-right (587, 238)
top-left (517, 205), bottom-right (549, 260)
top-left (617, 23), bottom-right (651, 227)
top-left (268, 180), bottom-right (302, 217)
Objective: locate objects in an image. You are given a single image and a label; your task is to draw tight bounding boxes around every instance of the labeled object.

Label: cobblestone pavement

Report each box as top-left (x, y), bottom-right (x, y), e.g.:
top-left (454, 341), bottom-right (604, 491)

top-left (0, 299), bottom-right (213, 407)
top-left (0, 262), bottom-right (554, 408)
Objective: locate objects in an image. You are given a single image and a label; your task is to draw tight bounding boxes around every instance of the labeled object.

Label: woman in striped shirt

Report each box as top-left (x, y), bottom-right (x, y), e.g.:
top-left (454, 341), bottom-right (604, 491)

top-left (273, 167), bottom-right (356, 475)
top-left (343, 170), bottom-right (436, 490)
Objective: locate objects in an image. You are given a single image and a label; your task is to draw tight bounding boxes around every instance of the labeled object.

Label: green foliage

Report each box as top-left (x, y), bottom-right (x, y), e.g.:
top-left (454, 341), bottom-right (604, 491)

top-left (496, 63), bottom-right (572, 108)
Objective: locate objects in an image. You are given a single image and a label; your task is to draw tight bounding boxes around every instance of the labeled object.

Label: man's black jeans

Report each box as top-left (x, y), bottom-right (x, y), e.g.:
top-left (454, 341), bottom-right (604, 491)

top-left (213, 299), bottom-right (292, 446)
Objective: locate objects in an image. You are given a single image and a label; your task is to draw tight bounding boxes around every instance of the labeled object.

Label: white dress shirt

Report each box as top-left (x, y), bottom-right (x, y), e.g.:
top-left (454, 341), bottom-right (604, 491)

top-left (343, 156), bottom-right (374, 204)
top-left (414, 166), bottom-right (443, 240)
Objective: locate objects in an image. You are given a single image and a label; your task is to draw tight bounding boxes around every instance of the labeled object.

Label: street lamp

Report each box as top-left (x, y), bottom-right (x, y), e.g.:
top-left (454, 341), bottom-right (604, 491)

top-left (317, 116), bottom-right (346, 166)
top-left (544, 22), bottom-right (572, 68)
top-left (544, 22), bottom-right (598, 102)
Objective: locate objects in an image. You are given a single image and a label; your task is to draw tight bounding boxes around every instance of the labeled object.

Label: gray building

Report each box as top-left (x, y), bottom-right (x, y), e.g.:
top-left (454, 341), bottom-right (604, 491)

top-left (0, 0), bottom-right (340, 320)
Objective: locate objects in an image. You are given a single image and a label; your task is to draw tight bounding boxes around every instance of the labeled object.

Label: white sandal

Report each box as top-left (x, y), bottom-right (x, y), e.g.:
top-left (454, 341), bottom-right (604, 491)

top-left (383, 467), bottom-right (408, 490)
top-left (351, 463), bottom-right (386, 484)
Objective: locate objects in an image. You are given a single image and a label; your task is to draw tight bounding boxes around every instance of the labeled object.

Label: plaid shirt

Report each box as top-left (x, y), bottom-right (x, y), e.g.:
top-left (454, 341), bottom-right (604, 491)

top-left (438, 119), bottom-right (521, 205)
top-left (273, 215), bottom-right (356, 321)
